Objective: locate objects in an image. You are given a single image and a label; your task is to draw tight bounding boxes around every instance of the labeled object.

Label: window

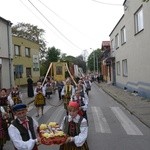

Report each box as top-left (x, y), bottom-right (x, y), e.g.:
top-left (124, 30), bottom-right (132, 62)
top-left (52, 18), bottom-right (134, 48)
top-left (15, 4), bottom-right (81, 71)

top-left (121, 26), bottom-right (126, 44)
top-left (111, 39), bottom-right (114, 52)
top-left (115, 34), bottom-right (119, 49)
top-left (14, 45), bottom-right (21, 56)
top-left (25, 47), bottom-right (30, 57)
top-left (14, 65), bottom-right (23, 79)
top-left (26, 68), bottom-right (31, 77)
top-left (116, 61), bottom-right (120, 75)
top-left (122, 59), bottom-right (128, 76)
top-left (135, 7), bottom-right (144, 34)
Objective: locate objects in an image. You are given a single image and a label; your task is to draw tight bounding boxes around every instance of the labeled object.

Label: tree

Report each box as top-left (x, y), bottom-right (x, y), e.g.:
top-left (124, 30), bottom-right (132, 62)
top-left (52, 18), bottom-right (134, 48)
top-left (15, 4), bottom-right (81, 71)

top-left (143, 0), bottom-right (149, 2)
top-left (40, 46), bottom-right (61, 76)
top-left (87, 48), bottom-right (102, 73)
top-left (12, 22), bottom-right (47, 59)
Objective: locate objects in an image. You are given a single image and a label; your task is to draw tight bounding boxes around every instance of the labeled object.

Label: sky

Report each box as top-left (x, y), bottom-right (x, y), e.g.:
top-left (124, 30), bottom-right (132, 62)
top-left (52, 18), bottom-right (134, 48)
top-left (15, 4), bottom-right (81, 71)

top-left (0, 0), bottom-right (124, 58)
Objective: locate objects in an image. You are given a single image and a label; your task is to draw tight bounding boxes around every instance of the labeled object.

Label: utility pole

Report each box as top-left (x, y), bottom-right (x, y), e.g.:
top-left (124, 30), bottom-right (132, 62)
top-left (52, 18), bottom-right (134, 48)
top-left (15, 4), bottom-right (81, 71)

top-left (96, 56), bottom-right (98, 73)
top-left (93, 50), bottom-right (95, 73)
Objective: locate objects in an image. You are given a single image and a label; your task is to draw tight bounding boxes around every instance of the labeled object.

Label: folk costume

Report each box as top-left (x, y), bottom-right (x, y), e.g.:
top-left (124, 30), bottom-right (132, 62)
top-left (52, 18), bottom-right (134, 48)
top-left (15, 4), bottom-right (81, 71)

top-left (0, 89), bottom-right (14, 150)
top-left (71, 94), bottom-right (88, 120)
top-left (61, 84), bottom-right (75, 110)
top-left (34, 85), bottom-right (45, 107)
top-left (8, 104), bottom-right (39, 150)
top-left (59, 101), bottom-right (89, 150)
top-left (8, 89), bottom-right (22, 105)
top-left (43, 81), bottom-right (53, 99)
top-left (34, 83), bottom-right (45, 117)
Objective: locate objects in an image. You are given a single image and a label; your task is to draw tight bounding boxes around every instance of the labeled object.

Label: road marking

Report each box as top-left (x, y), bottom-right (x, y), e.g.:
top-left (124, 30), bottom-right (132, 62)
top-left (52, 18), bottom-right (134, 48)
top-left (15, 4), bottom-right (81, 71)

top-left (91, 106), bottom-right (111, 133)
top-left (111, 107), bottom-right (143, 135)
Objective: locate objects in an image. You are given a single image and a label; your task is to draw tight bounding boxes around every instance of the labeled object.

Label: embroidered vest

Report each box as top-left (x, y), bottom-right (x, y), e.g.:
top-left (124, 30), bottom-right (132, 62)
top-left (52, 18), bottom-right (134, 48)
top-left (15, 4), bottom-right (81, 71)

top-left (63, 116), bottom-right (83, 136)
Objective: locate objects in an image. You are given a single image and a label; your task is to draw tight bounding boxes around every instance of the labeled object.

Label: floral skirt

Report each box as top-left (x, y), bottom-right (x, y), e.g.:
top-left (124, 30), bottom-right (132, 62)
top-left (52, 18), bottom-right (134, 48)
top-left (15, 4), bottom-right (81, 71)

top-left (34, 93), bottom-right (45, 107)
top-left (59, 141), bottom-right (89, 150)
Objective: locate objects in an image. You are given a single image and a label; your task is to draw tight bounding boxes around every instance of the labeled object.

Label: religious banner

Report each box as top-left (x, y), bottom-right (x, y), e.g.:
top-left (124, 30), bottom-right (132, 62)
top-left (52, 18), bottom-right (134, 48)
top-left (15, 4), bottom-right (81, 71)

top-left (53, 62), bottom-right (66, 81)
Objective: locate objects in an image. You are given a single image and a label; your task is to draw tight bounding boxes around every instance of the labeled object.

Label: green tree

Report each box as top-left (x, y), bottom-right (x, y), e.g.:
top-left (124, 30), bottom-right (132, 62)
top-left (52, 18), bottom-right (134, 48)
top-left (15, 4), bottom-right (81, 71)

top-left (12, 22), bottom-right (47, 59)
top-left (40, 46), bottom-right (61, 76)
top-left (87, 48), bottom-right (102, 73)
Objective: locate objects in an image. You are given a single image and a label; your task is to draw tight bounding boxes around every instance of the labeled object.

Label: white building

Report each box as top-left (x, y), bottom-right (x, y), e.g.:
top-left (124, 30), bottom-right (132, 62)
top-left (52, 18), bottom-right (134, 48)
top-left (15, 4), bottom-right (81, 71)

top-left (109, 0), bottom-right (150, 98)
top-left (0, 17), bottom-right (14, 89)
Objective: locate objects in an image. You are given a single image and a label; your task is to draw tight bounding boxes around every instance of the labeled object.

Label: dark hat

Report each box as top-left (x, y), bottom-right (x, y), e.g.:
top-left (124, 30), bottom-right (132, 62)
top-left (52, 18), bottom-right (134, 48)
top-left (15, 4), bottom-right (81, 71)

top-left (13, 103), bottom-right (27, 112)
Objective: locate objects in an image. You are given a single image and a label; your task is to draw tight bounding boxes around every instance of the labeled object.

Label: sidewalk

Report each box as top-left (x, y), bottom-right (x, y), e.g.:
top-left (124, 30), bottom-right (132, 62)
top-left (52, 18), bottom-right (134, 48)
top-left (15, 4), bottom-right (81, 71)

top-left (96, 82), bottom-right (150, 128)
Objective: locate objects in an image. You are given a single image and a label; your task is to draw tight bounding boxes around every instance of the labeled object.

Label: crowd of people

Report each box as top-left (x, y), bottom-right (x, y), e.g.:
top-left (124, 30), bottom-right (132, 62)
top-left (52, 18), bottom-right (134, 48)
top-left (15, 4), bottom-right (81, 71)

top-left (0, 74), bottom-right (92, 150)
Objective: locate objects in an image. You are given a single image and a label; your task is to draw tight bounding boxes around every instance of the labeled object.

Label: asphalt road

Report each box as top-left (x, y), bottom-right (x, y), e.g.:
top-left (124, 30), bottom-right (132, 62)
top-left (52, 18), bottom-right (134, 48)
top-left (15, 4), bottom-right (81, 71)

top-left (4, 83), bottom-right (150, 150)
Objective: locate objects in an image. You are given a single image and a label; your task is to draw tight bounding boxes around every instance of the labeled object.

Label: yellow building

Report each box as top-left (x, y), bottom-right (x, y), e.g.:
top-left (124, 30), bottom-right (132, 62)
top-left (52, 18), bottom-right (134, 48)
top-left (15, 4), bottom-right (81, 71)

top-left (12, 36), bottom-right (40, 86)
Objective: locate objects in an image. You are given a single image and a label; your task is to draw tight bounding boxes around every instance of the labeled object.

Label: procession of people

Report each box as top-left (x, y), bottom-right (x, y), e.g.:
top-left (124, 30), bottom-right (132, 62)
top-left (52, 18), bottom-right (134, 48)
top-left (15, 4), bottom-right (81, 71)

top-left (0, 73), bottom-right (92, 150)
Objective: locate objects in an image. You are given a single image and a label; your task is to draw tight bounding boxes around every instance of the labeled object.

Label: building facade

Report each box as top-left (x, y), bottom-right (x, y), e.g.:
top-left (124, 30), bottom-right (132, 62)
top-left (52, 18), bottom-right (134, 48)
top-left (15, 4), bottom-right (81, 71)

top-left (13, 36), bottom-right (40, 86)
top-left (0, 17), bottom-right (14, 89)
top-left (109, 0), bottom-right (150, 98)
top-left (100, 41), bottom-right (111, 82)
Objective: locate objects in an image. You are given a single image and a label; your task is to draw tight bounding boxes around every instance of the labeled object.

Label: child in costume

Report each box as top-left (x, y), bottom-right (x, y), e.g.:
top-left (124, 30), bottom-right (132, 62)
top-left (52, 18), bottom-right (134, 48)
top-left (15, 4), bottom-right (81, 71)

top-left (59, 101), bottom-right (89, 150)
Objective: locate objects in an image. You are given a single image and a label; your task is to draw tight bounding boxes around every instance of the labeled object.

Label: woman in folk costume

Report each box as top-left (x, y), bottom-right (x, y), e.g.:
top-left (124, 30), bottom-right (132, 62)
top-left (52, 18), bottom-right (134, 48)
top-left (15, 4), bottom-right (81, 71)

top-left (8, 103), bottom-right (41, 150)
top-left (34, 82), bottom-right (46, 117)
top-left (71, 90), bottom-right (88, 120)
top-left (8, 85), bottom-right (22, 105)
top-left (61, 79), bottom-right (75, 114)
top-left (0, 88), bottom-right (14, 150)
top-left (59, 101), bottom-right (89, 150)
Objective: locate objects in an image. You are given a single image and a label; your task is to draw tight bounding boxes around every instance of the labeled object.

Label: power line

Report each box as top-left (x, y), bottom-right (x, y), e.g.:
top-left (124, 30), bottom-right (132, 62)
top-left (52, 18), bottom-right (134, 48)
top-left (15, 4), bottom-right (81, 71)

top-left (91, 0), bottom-right (122, 6)
top-left (37, 0), bottom-right (95, 44)
top-left (27, 0), bottom-right (83, 51)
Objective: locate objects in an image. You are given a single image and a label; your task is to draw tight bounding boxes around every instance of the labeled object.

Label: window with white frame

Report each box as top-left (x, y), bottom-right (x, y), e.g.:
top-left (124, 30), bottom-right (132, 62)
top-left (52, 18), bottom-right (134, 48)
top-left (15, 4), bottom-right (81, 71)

top-left (121, 26), bottom-right (126, 44)
top-left (14, 45), bottom-right (21, 56)
top-left (115, 34), bottom-right (119, 49)
top-left (25, 47), bottom-right (30, 57)
top-left (135, 7), bottom-right (144, 34)
top-left (122, 59), bottom-right (128, 76)
top-left (111, 39), bottom-right (114, 52)
top-left (116, 61), bottom-right (121, 75)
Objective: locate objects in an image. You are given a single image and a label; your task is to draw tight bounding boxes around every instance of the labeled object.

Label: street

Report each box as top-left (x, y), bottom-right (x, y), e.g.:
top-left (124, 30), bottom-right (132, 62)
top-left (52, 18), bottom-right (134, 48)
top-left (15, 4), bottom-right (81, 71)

top-left (4, 83), bottom-right (150, 150)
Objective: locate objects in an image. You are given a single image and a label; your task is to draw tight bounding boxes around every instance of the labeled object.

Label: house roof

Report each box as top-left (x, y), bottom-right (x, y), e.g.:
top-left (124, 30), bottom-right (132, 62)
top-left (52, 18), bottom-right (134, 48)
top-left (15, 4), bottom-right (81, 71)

top-left (0, 16), bottom-right (12, 25)
top-left (101, 41), bottom-right (110, 49)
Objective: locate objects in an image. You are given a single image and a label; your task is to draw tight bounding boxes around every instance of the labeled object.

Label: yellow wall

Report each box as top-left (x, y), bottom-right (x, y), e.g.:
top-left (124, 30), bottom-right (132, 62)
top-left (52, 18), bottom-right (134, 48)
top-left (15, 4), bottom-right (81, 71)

top-left (12, 36), bottom-right (40, 86)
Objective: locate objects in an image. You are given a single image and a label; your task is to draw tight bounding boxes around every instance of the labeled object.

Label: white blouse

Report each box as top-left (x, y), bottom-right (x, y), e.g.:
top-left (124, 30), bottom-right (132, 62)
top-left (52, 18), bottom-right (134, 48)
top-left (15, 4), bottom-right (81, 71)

top-left (8, 117), bottom-right (38, 150)
top-left (60, 114), bottom-right (88, 147)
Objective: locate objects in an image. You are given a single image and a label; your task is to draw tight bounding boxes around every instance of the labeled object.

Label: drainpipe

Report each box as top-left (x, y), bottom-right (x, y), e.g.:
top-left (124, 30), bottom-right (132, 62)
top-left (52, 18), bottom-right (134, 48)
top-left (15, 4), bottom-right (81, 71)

top-left (7, 21), bottom-right (13, 88)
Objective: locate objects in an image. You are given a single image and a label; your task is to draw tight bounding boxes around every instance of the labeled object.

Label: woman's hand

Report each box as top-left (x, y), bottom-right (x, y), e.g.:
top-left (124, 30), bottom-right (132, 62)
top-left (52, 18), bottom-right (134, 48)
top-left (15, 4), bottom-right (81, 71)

top-left (65, 136), bottom-right (74, 143)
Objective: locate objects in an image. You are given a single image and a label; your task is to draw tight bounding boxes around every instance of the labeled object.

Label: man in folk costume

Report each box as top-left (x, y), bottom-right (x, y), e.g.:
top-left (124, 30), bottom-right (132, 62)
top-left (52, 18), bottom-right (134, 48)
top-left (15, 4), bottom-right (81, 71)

top-left (8, 103), bottom-right (41, 150)
top-left (0, 88), bottom-right (14, 150)
top-left (61, 79), bottom-right (75, 114)
top-left (34, 82), bottom-right (46, 117)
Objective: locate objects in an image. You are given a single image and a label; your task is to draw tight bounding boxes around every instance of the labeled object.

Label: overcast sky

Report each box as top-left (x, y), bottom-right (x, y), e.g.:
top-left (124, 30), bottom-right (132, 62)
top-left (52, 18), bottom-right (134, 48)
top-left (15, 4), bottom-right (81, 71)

top-left (0, 0), bottom-right (124, 57)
